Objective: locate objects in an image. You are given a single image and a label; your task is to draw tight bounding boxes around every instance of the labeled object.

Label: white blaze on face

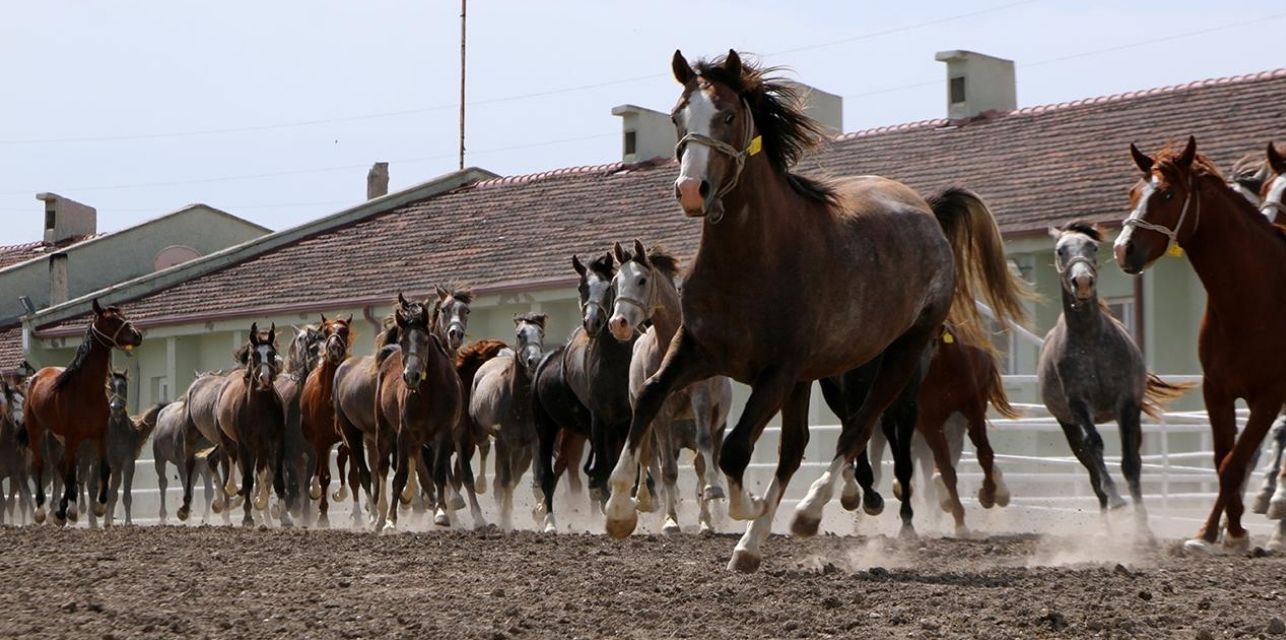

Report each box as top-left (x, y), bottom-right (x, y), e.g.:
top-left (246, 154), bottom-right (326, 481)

top-left (1263, 176), bottom-right (1286, 222)
top-left (1115, 176), bottom-right (1157, 252)
top-left (256, 345), bottom-right (273, 382)
top-left (677, 87), bottom-right (716, 185)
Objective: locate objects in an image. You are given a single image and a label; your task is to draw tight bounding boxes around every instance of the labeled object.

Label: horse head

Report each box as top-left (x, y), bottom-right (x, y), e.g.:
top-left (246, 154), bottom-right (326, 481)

top-left (107, 369), bottom-right (128, 416)
top-left (242, 322), bottom-right (280, 390)
top-left (573, 252), bottom-right (616, 337)
top-left (513, 312), bottom-right (548, 376)
top-left (1050, 221), bottom-right (1103, 304)
top-left (1260, 142), bottom-right (1286, 223)
top-left (318, 314), bottom-right (353, 367)
top-left (394, 294), bottom-right (433, 389)
top-left (90, 299), bottom-right (143, 353)
top-left (433, 285), bottom-right (473, 352)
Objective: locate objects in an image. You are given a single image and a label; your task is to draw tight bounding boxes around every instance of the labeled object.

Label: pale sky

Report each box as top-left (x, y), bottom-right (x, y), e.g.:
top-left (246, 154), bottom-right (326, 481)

top-left (2, 1), bottom-right (1282, 242)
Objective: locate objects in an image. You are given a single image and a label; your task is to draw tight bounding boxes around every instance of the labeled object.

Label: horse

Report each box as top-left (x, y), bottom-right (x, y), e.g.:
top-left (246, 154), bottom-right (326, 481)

top-left (534, 252), bottom-right (636, 532)
top-left (332, 318), bottom-right (402, 527)
top-left (0, 379), bottom-right (33, 525)
top-left (299, 315), bottom-right (353, 526)
top-left (607, 240), bottom-right (732, 534)
top-left (453, 338), bottom-right (509, 501)
top-left (216, 323), bottom-right (293, 527)
top-left (185, 368), bottom-right (242, 521)
top-left (421, 285), bottom-right (477, 520)
top-left (1040, 221), bottom-right (1191, 534)
top-left (1114, 136), bottom-right (1286, 552)
top-left (470, 314), bottom-right (546, 530)
top-left (371, 294), bottom-right (463, 531)
top-left (860, 329), bottom-right (1018, 534)
top-left (86, 370), bottom-right (162, 526)
top-left (603, 51), bottom-right (1029, 572)
top-left (152, 398), bottom-right (217, 523)
top-left (23, 299), bottom-right (143, 525)
top-left (274, 323), bottom-right (325, 521)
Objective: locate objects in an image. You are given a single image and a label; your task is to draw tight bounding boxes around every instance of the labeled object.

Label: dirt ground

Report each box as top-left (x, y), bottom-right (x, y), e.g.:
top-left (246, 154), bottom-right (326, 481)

top-left (0, 524), bottom-right (1282, 640)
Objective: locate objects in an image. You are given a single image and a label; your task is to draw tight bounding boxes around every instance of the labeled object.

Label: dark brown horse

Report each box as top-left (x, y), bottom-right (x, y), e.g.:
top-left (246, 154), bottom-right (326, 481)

top-left (603, 51), bottom-right (1028, 572)
top-left (1115, 137), bottom-right (1286, 552)
top-left (372, 294), bottom-right (463, 531)
top-left (24, 300), bottom-right (142, 525)
top-left (216, 323), bottom-right (293, 527)
top-left (299, 314), bottom-right (353, 526)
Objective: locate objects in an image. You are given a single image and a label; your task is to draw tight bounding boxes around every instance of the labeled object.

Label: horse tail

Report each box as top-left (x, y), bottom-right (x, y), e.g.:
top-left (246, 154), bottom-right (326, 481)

top-left (1142, 373), bottom-right (1195, 420)
top-left (981, 354), bottom-right (1020, 420)
top-left (927, 187), bottom-right (1034, 338)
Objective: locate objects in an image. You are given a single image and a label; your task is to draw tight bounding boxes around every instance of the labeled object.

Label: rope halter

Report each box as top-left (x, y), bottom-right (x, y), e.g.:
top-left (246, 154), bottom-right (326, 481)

top-left (1122, 175), bottom-right (1200, 252)
top-left (91, 320), bottom-right (134, 352)
top-left (674, 98), bottom-right (762, 224)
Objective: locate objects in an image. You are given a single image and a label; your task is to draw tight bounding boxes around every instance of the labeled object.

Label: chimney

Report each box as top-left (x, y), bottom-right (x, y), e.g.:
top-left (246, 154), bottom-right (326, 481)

top-left (48, 251), bottom-right (69, 306)
top-left (611, 105), bottom-right (677, 164)
top-left (782, 81), bottom-right (843, 136)
top-left (367, 162), bottom-right (389, 200)
top-left (36, 193), bottom-right (96, 245)
top-left (934, 50), bottom-right (1017, 120)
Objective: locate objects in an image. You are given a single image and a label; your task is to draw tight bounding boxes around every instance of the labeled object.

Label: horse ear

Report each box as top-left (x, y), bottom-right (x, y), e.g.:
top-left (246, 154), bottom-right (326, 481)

top-left (1268, 143), bottom-right (1286, 174)
top-left (513, 313), bottom-right (522, 326)
top-left (248, 323), bottom-right (259, 345)
top-left (672, 50), bottom-right (694, 85)
top-left (397, 292), bottom-right (409, 308)
top-left (1129, 143), bottom-right (1154, 175)
top-left (1178, 135), bottom-right (1197, 168)
top-left (604, 251), bottom-right (615, 267)
top-left (340, 314), bottom-right (352, 324)
top-left (92, 299), bottom-right (104, 315)
top-left (1047, 226), bottom-right (1061, 241)
top-left (724, 49), bottom-right (742, 77)
top-left (571, 255), bottom-right (586, 277)
top-left (267, 323), bottom-right (276, 344)
top-left (319, 313), bottom-right (327, 325)
top-left (633, 240), bottom-right (648, 266)
top-left (613, 242), bottom-right (627, 264)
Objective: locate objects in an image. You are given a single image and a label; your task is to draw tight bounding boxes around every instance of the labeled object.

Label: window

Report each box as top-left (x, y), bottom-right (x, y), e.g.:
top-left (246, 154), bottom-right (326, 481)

top-left (44, 210), bottom-right (56, 230)
top-left (1107, 297), bottom-right (1139, 342)
top-left (949, 76), bottom-right (966, 104)
top-left (624, 131), bottom-right (637, 156)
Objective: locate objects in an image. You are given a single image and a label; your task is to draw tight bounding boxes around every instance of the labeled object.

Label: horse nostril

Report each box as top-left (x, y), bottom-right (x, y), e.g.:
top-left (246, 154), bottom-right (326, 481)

top-left (698, 181), bottom-right (710, 198)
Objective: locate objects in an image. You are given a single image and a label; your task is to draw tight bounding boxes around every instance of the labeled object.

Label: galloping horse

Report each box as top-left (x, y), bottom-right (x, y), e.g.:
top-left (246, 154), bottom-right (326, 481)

top-left (454, 338), bottom-right (510, 526)
top-left (1249, 143), bottom-right (1286, 533)
top-left (216, 323), bottom-right (293, 527)
top-left (299, 315), bottom-right (353, 526)
top-left (1040, 222), bottom-right (1190, 534)
top-left (607, 240), bottom-right (732, 534)
top-left (470, 314), bottom-right (547, 530)
top-left (89, 370), bottom-right (162, 526)
top-left (603, 51), bottom-right (1028, 571)
top-left (274, 324), bottom-right (325, 520)
top-left (24, 299), bottom-right (142, 525)
top-left (152, 398), bottom-right (217, 523)
top-left (0, 379), bottom-right (32, 525)
top-left (1114, 137), bottom-right (1286, 551)
top-left (372, 294), bottom-right (463, 531)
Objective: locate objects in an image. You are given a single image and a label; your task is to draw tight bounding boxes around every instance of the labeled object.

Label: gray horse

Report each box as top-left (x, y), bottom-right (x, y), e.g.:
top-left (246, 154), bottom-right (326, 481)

top-left (1038, 222), bottom-right (1189, 533)
top-left (184, 370), bottom-right (241, 520)
top-left (152, 398), bottom-right (217, 523)
top-left (607, 241), bottom-right (732, 534)
top-left (86, 371), bottom-right (162, 526)
top-left (0, 380), bottom-right (33, 525)
top-left (470, 313), bottom-right (547, 530)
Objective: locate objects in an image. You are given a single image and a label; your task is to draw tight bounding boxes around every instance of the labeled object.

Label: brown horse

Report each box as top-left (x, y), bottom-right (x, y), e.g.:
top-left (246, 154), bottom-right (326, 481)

top-left (299, 314), bottom-right (353, 526)
top-left (1114, 136), bottom-right (1286, 552)
top-left (372, 294), bottom-right (463, 531)
top-left (23, 299), bottom-right (142, 525)
top-left (217, 323), bottom-right (293, 527)
top-left (603, 51), bottom-right (1028, 572)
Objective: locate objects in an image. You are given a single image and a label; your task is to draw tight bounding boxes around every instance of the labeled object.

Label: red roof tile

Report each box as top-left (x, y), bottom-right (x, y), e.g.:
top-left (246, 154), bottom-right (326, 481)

top-left (0, 325), bottom-right (23, 372)
top-left (0, 235), bottom-right (102, 270)
top-left (32, 67), bottom-right (1286, 335)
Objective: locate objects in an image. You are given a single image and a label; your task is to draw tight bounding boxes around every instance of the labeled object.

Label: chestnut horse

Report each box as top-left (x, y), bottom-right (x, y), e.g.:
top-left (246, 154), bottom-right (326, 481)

top-left (1114, 137), bottom-right (1286, 552)
top-left (299, 314), bottom-right (353, 526)
top-left (372, 294), bottom-right (463, 531)
top-left (217, 323), bottom-right (293, 527)
top-left (604, 51), bottom-right (1028, 572)
top-left (24, 299), bottom-right (142, 525)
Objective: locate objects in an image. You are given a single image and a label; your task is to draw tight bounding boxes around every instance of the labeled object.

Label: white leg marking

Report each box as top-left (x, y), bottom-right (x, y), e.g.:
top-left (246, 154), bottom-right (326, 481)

top-left (791, 457), bottom-right (845, 536)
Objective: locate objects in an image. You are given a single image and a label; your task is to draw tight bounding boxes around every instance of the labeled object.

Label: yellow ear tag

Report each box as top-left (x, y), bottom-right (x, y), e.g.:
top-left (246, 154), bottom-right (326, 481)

top-left (1167, 244), bottom-right (1184, 257)
top-left (942, 331), bottom-right (954, 344)
top-left (746, 136), bottom-right (762, 156)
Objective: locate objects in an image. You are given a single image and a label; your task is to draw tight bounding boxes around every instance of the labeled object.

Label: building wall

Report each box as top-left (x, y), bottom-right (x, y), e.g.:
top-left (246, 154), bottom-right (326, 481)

top-left (0, 206), bottom-right (267, 325)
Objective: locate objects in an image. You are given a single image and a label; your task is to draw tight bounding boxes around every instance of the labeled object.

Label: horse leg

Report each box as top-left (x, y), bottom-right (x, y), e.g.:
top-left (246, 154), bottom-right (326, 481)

top-left (201, 460), bottom-right (214, 523)
top-left (967, 407), bottom-right (1006, 508)
top-left (387, 434), bottom-right (410, 532)
top-left (657, 420), bottom-right (682, 534)
top-left (238, 445), bottom-right (256, 527)
top-left (561, 433), bottom-right (585, 497)
top-left (1056, 419), bottom-right (1114, 511)
top-left (431, 434), bottom-right (453, 527)
top-left (313, 441), bottom-right (331, 528)
top-left (920, 412), bottom-right (966, 536)
top-left (730, 381), bottom-right (810, 573)
top-left (155, 457), bottom-right (169, 523)
top-left (1117, 399), bottom-right (1151, 538)
top-left (104, 462), bottom-right (122, 526)
top-left (532, 396), bottom-right (563, 534)
top-left (120, 461), bottom-right (135, 526)
top-left (476, 436), bottom-right (491, 496)
top-left (820, 374), bottom-right (884, 516)
top-left (690, 389), bottom-right (724, 502)
top-left (456, 435), bottom-right (487, 530)
top-left (54, 438), bottom-right (81, 526)
top-left (1063, 399), bottom-right (1124, 510)
top-left (494, 436), bottom-right (514, 530)
top-left (179, 449), bottom-right (196, 522)
top-left (721, 367), bottom-right (798, 524)
top-left (605, 328), bottom-right (710, 538)
top-left (334, 444), bottom-right (350, 503)
top-left (1257, 412), bottom-right (1286, 514)
top-left (1209, 397), bottom-right (1284, 550)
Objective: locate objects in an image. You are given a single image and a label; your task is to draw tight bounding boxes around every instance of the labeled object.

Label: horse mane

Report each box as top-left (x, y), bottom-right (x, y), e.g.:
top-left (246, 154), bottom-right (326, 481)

top-left (440, 285), bottom-right (474, 304)
top-left (513, 312), bottom-right (548, 328)
top-left (455, 339), bottom-right (509, 389)
top-left (587, 253), bottom-right (615, 279)
top-left (285, 325), bottom-right (319, 375)
top-left (1058, 220), bottom-right (1103, 242)
top-left (644, 246), bottom-right (681, 280)
top-left (1230, 153), bottom-right (1268, 191)
top-left (1154, 144), bottom-right (1225, 182)
top-left (53, 327), bottom-right (97, 391)
top-left (233, 343), bottom-right (251, 366)
top-left (693, 53), bottom-right (837, 204)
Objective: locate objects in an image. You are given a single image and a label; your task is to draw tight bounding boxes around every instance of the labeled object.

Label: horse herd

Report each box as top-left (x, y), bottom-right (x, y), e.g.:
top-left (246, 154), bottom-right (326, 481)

top-left (2, 50), bottom-right (1285, 573)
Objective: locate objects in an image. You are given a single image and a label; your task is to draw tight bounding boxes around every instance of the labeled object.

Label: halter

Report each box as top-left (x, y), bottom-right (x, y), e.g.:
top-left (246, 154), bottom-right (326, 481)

top-left (1261, 196), bottom-right (1286, 223)
top-left (1122, 175), bottom-right (1201, 251)
top-left (1054, 254), bottom-right (1097, 276)
top-left (91, 320), bottom-right (133, 351)
top-left (674, 98), bottom-right (762, 224)
top-left (613, 264), bottom-right (659, 333)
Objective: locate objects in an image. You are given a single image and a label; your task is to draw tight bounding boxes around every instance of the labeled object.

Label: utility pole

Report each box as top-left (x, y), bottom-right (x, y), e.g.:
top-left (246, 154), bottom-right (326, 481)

top-left (458, 0), bottom-right (467, 170)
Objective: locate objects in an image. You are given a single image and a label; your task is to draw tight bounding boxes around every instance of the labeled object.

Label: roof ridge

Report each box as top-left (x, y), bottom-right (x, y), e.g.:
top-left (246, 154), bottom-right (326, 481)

top-left (835, 66), bottom-right (1286, 141)
top-left (474, 157), bottom-right (673, 188)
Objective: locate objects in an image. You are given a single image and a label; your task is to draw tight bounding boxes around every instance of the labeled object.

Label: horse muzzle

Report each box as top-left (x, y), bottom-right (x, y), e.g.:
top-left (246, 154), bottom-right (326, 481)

top-left (447, 324), bottom-right (465, 351)
top-left (607, 315), bottom-right (636, 343)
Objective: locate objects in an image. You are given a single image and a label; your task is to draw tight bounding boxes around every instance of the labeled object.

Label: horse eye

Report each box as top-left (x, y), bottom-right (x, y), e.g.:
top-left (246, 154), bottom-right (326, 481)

top-left (723, 112), bottom-right (735, 124)
top-left (639, 277), bottom-right (647, 286)
top-left (1162, 189), bottom-right (1174, 201)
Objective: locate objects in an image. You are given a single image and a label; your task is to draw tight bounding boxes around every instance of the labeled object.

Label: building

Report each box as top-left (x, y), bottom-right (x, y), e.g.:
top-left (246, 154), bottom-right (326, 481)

top-left (0, 198), bottom-right (270, 375)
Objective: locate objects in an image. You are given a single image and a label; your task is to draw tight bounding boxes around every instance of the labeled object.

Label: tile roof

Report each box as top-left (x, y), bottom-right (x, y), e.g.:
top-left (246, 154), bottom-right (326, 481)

top-left (0, 324), bottom-right (23, 372)
top-left (26, 67), bottom-right (1286, 338)
top-left (0, 235), bottom-right (102, 270)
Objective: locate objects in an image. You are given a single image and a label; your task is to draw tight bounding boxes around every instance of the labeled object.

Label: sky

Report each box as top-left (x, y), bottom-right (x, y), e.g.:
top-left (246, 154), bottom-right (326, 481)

top-left (2, 1), bottom-right (1283, 242)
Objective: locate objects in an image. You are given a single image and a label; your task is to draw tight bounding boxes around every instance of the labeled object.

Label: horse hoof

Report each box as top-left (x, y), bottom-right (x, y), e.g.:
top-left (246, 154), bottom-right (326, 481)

top-left (34, 508), bottom-right (46, 525)
top-left (790, 512), bottom-right (822, 538)
top-left (66, 508), bottom-right (78, 523)
top-left (605, 512), bottom-right (638, 539)
top-left (433, 511), bottom-right (451, 527)
top-left (242, 518), bottom-right (255, 529)
top-left (1183, 538), bottom-right (1219, 555)
top-left (898, 524), bottom-right (918, 541)
top-left (1223, 532), bottom-right (1251, 552)
top-left (863, 493), bottom-right (885, 516)
top-left (635, 492), bottom-right (656, 514)
top-left (954, 525), bottom-right (972, 539)
top-left (211, 500), bottom-right (224, 514)
top-left (699, 521), bottom-right (714, 536)
top-left (309, 485), bottom-right (322, 501)
top-left (332, 487), bottom-right (349, 503)
top-left (1267, 499), bottom-right (1286, 521)
top-left (278, 513), bottom-right (294, 529)
top-left (703, 485), bottom-right (725, 501)
top-left (270, 503), bottom-right (283, 519)
top-left (53, 512), bottom-right (67, 527)
top-left (381, 521), bottom-right (397, 535)
top-left (840, 491), bottom-right (861, 512)
top-left (474, 480), bottom-right (487, 496)
top-left (316, 514), bottom-right (330, 529)
top-left (978, 488), bottom-right (996, 510)
top-left (542, 514), bottom-right (557, 534)
top-left (1251, 492), bottom-right (1272, 515)
top-left (1108, 495), bottom-right (1128, 511)
top-left (995, 489), bottom-right (1011, 508)
top-left (448, 494), bottom-right (466, 511)
top-left (93, 503), bottom-right (107, 518)
top-left (662, 519), bottom-right (682, 535)
top-left (892, 480), bottom-right (903, 501)
top-left (727, 549), bottom-right (762, 573)
top-left (228, 495), bottom-right (244, 510)
top-left (254, 495), bottom-right (269, 512)
top-left (177, 506), bottom-right (190, 522)
top-left (398, 492), bottom-right (413, 507)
